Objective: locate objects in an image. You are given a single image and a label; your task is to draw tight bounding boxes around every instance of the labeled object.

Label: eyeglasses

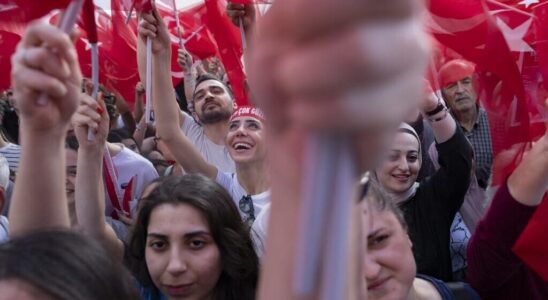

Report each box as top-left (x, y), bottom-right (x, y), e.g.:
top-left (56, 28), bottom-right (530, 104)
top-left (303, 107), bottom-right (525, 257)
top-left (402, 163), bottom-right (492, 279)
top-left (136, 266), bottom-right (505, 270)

top-left (239, 195), bottom-right (255, 227)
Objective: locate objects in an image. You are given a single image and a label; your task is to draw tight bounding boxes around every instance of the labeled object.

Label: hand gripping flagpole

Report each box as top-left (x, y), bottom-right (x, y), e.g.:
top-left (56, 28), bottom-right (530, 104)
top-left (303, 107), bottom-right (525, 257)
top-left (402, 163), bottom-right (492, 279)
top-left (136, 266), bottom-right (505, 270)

top-left (36, 0), bottom-right (86, 106)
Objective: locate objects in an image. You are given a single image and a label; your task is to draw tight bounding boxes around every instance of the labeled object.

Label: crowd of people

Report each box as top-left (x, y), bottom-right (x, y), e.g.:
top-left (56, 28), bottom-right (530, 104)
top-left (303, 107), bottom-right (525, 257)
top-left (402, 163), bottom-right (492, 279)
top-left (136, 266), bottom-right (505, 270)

top-left (0, 0), bottom-right (546, 299)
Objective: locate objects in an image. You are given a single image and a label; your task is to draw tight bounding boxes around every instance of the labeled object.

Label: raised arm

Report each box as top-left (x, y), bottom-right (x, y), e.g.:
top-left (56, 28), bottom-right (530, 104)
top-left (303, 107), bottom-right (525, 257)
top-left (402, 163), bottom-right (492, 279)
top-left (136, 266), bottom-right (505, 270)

top-left (248, 0), bottom-right (430, 298)
top-left (421, 88), bottom-right (472, 216)
top-left (137, 9), bottom-right (217, 178)
top-left (467, 111), bottom-right (548, 295)
top-left (9, 23), bottom-right (81, 236)
top-left (72, 93), bottom-right (124, 259)
top-left (177, 47), bottom-right (196, 107)
top-left (508, 128), bottom-right (548, 206)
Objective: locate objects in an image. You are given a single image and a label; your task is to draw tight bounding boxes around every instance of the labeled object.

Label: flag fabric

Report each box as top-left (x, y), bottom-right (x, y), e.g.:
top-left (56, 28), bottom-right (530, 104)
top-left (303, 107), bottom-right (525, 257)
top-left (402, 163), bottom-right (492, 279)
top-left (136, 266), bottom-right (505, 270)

top-left (156, 0), bottom-right (219, 87)
top-left (119, 0), bottom-right (152, 13)
top-left (0, 0), bottom-right (71, 24)
top-left (203, 0), bottom-right (248, 105)
top-left (429, 0), bottom-right (548, 281)
top-left (81, 0), bottom-right (98, 43)
top-left (428, 0), bottom-right (546, 186)
top-left (511, 0), bottom-right (548, 283)
top-left (0, 29), bottom-right (21, 90)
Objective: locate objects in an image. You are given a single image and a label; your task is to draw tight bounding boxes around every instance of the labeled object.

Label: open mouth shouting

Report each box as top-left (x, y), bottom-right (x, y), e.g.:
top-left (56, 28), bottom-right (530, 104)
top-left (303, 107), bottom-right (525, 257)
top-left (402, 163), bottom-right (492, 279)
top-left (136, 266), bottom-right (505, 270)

top-left (233, 141), bottom-right (254, 153)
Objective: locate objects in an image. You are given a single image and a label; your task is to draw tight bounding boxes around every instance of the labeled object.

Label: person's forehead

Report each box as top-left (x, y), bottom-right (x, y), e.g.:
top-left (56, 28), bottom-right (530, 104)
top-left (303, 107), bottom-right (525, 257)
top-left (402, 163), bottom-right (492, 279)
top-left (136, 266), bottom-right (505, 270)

top-left (148, 203), bottom-right (210, 234)
top-left (368, 209), bottom-right (399, 233)
top-left (392, 132), bottom-right (419, 150)
top-left (230, 116), bottom-right (263, 125)
top-left (195, 79), bottom-right (226, 93)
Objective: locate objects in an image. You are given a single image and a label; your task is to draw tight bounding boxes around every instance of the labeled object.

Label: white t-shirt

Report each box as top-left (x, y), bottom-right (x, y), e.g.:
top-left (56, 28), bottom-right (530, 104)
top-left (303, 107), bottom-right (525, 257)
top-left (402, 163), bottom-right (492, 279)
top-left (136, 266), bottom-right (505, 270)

top-left (251, 202), bottom-right (270, 257)
top-left (105, 146), bottom-right (159, 217)
top-left (216, 172), bottom-right (271, 256)
top-left (215, 172), bottom-right (271, 220)
top-left (181, 111), bottom-right (235, 173)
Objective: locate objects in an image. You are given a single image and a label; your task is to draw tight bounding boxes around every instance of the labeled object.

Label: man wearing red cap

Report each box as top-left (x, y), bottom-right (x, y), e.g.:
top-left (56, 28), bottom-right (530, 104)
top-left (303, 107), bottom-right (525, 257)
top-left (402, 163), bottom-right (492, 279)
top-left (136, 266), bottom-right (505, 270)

top-left (440, 59), bottom-right (493, 189)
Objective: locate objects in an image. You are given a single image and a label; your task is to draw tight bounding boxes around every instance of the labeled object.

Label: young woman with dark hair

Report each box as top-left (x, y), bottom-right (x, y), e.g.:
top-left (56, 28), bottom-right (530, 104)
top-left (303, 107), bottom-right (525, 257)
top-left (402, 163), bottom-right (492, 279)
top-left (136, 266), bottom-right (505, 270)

top-left (128, 175), bottom-right (259, 300)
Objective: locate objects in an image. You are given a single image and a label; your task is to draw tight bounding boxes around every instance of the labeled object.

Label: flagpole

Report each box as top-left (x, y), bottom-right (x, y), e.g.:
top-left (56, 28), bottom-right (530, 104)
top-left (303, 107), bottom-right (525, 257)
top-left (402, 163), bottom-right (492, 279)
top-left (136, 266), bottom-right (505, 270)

top-left (87, 43), bottom-right (101, 140)
top-left (294, 135), bottom-right (355, 298)
top-left (145, 36), bottom-right (153, 124)
top-left (239, 17), bottom-right (247, 50)
top-left (171, 0), bottom-right (185, 49)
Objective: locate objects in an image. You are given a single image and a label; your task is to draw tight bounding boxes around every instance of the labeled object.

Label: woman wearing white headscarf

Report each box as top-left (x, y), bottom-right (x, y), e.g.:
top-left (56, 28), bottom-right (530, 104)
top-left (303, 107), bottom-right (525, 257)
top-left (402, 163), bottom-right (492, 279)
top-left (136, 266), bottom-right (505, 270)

top-left (374, 91), bottom-right (473, 282)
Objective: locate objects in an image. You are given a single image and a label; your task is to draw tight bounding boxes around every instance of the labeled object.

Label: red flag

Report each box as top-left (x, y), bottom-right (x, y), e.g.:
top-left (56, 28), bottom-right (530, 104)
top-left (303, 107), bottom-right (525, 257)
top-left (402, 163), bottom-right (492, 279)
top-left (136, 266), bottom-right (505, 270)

top-left (0, 29), bottom-right (21, 90)
top-left (203, 0), bottom-right (248, 105)
top-left (0, 0), bottom-right (71, 24)
top-left (428, 0), bottom-right (546, 186)
top-left (512, 0), bottom-right (548, 282)
top-left (156, 1), bottom-right (219, 86)
top-left (81, 0), bottom-right (98, 43)
top-left (119, 0), bottom-right (152, 13)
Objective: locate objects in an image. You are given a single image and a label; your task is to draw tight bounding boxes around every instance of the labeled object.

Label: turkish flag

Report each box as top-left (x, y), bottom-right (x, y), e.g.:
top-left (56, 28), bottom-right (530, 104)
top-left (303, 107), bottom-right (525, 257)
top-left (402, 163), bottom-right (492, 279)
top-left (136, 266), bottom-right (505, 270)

top-left (156, 0), bottom-right (219, 87)
top-left (203, 0), bottom-right (248, 105)
top-left (428, 0), bottom-right (547, 186)
top-left (119, 0), bottom-right (152, 13)
top-left (512, 0), bottom-right (548, 283)
top-left (0, 0), bottom-right (71, 24)
top-left (0, 29), bottom-right (22, 90)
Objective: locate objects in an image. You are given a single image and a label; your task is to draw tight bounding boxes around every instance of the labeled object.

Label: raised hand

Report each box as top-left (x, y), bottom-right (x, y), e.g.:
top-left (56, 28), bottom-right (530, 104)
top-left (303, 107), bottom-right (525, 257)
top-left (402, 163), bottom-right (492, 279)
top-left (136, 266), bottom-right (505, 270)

top-left (177, 47), bottom-right (193, 72)
top-left (72, 93), bottom-right (109, 150)
top-left (138, 8), bottom-right (171, 55)
top-left (11, 22), bottom-right (82, 136)
top-left (226, 2), bottom-right (256, 31)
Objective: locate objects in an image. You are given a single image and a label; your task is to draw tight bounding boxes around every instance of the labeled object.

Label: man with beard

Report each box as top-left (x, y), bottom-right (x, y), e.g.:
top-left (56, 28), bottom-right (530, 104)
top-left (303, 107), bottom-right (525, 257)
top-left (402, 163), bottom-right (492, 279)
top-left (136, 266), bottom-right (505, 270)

top-left (440, 59), bottom-right (493, 189)
top-left (171, 43), bottom-right (236, 173)
top-left (178, 74), bottom-right (236, 173)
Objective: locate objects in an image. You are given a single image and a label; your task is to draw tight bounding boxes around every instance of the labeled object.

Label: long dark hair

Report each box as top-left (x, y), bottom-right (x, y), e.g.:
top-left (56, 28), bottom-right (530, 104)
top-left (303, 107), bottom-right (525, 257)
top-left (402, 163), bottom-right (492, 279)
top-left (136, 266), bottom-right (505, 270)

top-left (127, 174), bottom-right (259, 300)
top-left (0, 230), bottom-right (139, 299)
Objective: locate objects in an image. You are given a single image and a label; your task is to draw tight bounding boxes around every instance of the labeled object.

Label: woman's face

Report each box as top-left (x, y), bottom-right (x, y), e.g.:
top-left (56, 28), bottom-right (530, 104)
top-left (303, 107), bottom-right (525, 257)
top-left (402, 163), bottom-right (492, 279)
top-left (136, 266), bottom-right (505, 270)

top-left (145, 203), bottom-right (221, 300)
top-left (375, 133), bottom-right (420, 194)
top-left (226, 116), bottom-right (266, 164)
top-left (362, 204), bottom-right (416, 300)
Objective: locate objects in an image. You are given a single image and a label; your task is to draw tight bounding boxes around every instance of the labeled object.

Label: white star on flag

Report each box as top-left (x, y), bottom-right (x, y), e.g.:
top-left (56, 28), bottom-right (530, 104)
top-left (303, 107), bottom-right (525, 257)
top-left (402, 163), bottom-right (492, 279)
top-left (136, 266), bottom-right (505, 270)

top-left (518, 0), bottom-right (539, 8)
top-left (496, 17), bottom-right (534, 52)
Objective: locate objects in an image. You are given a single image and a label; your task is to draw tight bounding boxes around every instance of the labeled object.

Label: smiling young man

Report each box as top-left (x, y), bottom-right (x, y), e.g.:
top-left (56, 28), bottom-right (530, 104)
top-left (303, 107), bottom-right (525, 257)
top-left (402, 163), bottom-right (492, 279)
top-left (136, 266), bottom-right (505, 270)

top-left (440, 59), bottom-right (493, 189)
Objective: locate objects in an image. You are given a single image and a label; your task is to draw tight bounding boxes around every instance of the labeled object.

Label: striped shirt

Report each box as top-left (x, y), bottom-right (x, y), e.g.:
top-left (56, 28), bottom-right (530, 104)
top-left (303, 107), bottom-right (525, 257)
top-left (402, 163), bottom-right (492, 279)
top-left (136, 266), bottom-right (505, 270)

top-left (0, 143), bottom-right (20, 173)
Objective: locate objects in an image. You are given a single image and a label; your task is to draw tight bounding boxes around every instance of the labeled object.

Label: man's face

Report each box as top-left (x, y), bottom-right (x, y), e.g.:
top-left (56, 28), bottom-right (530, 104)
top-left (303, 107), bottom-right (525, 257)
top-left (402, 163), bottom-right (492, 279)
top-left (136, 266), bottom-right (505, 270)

top-left (193, 80), bottom-right (233, 124)
top-left (442, 76), bottom-right (477, 114)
